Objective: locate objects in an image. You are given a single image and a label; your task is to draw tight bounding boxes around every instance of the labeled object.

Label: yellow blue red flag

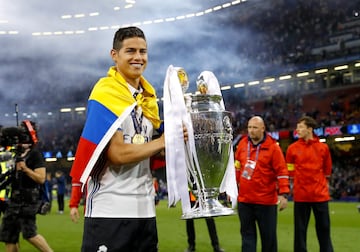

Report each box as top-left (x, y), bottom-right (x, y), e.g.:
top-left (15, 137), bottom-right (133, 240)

top-left (70, 67), bottom-right (161, 187)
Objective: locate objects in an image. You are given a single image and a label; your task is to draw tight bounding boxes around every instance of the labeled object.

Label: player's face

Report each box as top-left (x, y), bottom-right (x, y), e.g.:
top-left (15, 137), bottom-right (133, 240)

top-left (110, 37), bottom-right (147, 87)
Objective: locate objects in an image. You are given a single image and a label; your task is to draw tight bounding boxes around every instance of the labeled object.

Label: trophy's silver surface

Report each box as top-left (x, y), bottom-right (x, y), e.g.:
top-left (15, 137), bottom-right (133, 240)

top-left (182, 94), bottom-right (234, 219)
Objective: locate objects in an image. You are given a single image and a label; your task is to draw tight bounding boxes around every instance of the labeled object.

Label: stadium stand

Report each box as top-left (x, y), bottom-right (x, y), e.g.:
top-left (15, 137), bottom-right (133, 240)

top-left (2, 0), bottom-right (359, 202)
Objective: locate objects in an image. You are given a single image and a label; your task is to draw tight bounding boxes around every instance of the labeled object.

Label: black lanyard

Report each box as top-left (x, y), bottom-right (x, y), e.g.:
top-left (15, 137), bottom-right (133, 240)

top-left (131, 109), bottom-right (143, 134)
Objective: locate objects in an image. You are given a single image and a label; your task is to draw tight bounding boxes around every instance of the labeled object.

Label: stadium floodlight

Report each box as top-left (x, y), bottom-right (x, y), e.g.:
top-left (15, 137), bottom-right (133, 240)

top-left (334, 136), bottom-right (355, 142)
top-left (248, 80), bottom-right (260, 86)
top-left (334, 65), bottom-right (348, 71)
top-left (263, 77), bottom-right (275, 83)
top-left (60, 108), bottom-right (72, 113)
top-left (233, 83), bottom-right (245, 88)
top-left (221, 85), bottom-right (231, 90)
top-left (296, 72), bottom-right (309, 77)
top-left (315, 68), bottom-right (328, 74)
top-left (279, 75), bottom-right (291, 80)
top-left (74, 14), bottom-right (85, 18)
top-left (75, 107), bottom-right (86, 112)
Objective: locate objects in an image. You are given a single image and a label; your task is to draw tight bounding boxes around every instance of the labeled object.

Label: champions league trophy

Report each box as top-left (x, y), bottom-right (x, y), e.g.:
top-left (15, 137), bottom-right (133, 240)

top-left (180, 70), bottom-right (234, 219)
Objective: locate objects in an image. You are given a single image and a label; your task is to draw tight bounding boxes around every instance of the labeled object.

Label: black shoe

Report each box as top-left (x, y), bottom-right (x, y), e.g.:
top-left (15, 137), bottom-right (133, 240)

top-left (184, 245), bottom-right (195, 252)
top-left (213, 246), bottom-right (225, 252)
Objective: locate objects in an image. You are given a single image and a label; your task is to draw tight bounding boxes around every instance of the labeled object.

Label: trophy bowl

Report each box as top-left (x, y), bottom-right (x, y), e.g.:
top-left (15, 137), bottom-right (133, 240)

top-left (182, 94), bottom-right (234, 219)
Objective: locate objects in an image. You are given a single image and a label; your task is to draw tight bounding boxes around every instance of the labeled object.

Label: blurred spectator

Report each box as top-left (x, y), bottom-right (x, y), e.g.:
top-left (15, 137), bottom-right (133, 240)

top-left (46, 172), bottom-right (54, 212)
top-left (55, 170), bottom-right (66, 214)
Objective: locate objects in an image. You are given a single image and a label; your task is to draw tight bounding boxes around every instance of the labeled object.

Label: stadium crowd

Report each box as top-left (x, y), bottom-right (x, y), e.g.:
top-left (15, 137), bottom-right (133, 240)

top-left (226, 86), bottom-right (360, 135)
top-left (224, 0), bottom-right (360, 78)
top-left (18, 0), bottom-right (360, 202)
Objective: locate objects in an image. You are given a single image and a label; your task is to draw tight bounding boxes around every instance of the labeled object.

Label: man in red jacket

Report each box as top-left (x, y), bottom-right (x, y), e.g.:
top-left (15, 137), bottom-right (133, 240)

top-left (234, 116), bottom-right (289, 252)
top-left (286, 116), bottom-right (334, 252)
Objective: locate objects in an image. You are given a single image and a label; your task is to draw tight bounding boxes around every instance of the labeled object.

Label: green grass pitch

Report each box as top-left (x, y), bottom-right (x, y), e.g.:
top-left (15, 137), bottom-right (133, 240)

top-left (1, 201), bottom-right (359, 251)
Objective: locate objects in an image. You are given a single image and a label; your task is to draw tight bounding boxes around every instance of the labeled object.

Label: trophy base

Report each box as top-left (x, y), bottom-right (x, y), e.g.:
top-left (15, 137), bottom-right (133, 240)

top-left (181, 198), bottom-right (234, 219)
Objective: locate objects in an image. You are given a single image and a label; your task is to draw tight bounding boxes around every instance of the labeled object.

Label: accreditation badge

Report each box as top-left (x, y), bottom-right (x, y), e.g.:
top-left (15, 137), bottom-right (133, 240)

top-left (132, 134), bottom-right (145, 144)
top-left (242, 159), bottom-right (256, 180)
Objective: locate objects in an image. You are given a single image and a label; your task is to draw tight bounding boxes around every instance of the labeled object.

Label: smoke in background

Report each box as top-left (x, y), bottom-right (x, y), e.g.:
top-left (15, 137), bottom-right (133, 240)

top-left (0, 0), bottom-right (357, 126)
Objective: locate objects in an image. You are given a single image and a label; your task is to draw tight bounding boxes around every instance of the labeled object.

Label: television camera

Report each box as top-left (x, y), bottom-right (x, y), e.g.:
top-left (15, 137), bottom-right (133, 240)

top-left (0, 120), bottom-right (38, 190)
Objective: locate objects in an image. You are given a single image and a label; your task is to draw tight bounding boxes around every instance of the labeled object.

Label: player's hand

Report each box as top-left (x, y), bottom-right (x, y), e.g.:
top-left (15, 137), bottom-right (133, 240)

top-left (70, 207), bottom-right (80, 223)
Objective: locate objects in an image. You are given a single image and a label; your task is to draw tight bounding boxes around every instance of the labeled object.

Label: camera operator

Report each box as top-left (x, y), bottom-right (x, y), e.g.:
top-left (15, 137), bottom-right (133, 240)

top-left (0, 121), bottom-right (53, 252)
top-left (0, 149), bottom-right (14, 216)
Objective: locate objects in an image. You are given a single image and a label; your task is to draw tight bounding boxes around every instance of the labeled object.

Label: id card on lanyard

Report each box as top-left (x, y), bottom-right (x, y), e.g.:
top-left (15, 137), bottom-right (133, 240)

top-left (242, 141), bottom-right (261, 180)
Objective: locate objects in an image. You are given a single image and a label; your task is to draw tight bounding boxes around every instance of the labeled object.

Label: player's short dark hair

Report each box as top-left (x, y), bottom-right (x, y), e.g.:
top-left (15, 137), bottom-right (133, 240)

top-left (113, 26), bottom-right (146, 50)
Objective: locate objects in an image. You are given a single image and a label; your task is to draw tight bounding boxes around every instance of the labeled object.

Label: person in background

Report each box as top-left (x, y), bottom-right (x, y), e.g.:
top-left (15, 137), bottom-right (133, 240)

top-left (234, 116), bottom-right (289, 252)
top-left (184, 191), bottom-right (225, 252)
top-left (286, 116), bottom-right (334, 252)
top-left (0, 121), bottom-right (53, 252)
top-left (55, 170), bottom-right (65, 214)
top-left (46, 172), bottom-right (53, 212)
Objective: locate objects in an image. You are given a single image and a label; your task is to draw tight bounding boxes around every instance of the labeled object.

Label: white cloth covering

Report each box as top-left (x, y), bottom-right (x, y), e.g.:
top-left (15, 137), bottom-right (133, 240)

top-left (163, 65), bottom-right (192, 214)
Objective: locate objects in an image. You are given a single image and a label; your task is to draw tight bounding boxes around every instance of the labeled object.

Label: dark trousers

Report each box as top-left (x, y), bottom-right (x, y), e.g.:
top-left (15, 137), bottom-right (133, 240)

top-left (186, 217), bottom-right (220, 248)
top-left (294, 201), bottom-right (334, 252)
top-left (57, 194), bottom-right (64, 211)
top-left (82, 217), bottom-right (158, 252)
top-left (237, 202), bottom-right (278, 252)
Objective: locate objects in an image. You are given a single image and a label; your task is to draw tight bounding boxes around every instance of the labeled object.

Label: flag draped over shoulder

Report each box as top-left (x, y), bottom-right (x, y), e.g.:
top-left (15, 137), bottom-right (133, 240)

top-left (70, 66), bottom-right (161, 188)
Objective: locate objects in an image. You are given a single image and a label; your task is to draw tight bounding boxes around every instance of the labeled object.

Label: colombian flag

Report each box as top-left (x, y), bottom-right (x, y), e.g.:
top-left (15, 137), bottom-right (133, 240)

top-left (70, 66), bottom-right (161, 189)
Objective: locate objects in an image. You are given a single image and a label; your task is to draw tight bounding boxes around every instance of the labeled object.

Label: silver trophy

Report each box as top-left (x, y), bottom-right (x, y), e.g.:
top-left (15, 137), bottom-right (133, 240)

top-left (181, 74), bottom-right (234, 219)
